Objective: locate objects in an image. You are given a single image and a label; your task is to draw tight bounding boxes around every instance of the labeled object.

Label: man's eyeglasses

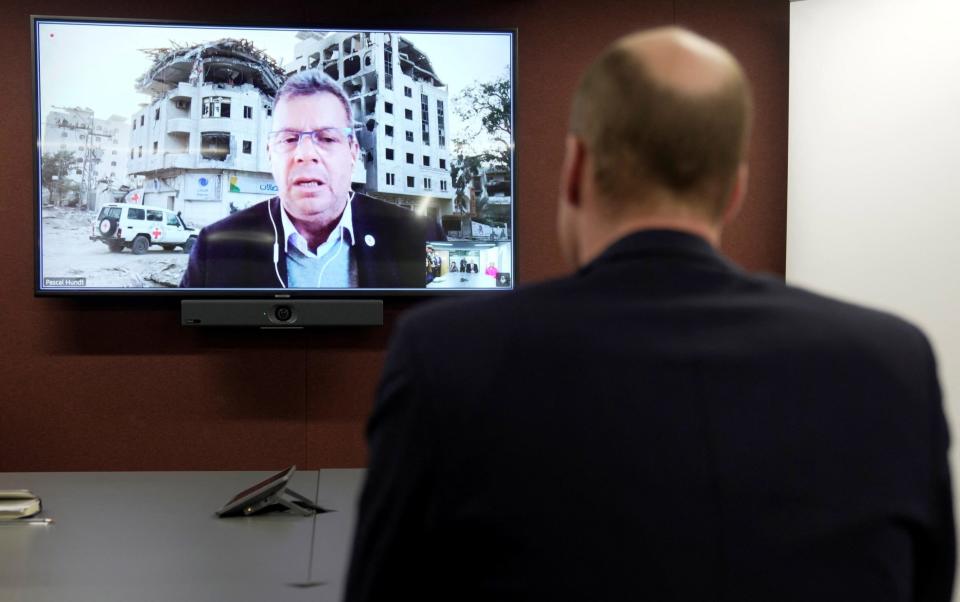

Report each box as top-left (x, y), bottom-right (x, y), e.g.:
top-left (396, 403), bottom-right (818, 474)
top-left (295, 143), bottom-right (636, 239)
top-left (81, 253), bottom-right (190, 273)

top-left (269, 127), bottom-right (354, 153)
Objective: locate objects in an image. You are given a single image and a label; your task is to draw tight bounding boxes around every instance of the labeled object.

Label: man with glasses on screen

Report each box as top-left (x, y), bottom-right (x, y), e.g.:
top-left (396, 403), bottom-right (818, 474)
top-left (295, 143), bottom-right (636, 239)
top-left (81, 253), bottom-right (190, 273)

top-left (181, 70), bottom-right (443, 289)
top-left (345, 27), bottom-right (954, 602)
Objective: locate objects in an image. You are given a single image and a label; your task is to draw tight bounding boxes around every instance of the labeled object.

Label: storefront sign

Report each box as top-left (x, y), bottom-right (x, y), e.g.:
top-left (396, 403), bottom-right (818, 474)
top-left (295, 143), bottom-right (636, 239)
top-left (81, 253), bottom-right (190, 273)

top-left (228, 174), bottom-right (278, 195)
top-left (184, 174), bottom-right (219, 200)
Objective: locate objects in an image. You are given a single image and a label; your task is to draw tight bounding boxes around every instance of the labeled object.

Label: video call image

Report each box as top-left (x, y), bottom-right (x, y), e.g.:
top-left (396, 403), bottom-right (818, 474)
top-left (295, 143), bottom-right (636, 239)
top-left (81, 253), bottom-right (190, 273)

top-left (425, 242), bottom-right (511, 288)
top-left (35, 20), bottom-right (514, 291)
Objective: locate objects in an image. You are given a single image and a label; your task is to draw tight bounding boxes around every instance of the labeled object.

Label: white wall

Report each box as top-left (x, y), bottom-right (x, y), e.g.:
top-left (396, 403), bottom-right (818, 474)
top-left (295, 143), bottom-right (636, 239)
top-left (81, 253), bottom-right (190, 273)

top-left (788, 0), bottom-right (960, 574)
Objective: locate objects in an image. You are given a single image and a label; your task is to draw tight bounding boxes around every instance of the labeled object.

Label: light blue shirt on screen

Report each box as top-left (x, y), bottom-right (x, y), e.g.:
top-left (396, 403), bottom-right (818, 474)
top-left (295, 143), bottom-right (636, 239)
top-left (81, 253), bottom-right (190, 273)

top-left (281, 198), bottom-right (358, 288)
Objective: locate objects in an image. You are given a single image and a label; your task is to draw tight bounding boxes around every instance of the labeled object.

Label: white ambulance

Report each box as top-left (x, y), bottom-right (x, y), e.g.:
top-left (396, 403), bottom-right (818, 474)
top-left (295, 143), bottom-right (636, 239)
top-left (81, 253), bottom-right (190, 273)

top-left (90, 203), bottom-right (197, 254)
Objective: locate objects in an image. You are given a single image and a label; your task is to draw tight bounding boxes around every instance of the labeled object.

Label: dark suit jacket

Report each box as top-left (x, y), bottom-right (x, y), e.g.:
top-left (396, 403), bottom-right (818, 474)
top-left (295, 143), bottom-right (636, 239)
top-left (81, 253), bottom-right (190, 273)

top-left (180, 194), bottom-right (444, 288)
top-left (345, 230), bottom-right (954, 602)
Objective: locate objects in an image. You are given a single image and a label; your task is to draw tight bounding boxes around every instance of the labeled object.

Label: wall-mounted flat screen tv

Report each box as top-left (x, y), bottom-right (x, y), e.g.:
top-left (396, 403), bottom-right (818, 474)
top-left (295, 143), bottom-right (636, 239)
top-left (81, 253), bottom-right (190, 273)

top-left (33, 17), bottom-right (515, 296)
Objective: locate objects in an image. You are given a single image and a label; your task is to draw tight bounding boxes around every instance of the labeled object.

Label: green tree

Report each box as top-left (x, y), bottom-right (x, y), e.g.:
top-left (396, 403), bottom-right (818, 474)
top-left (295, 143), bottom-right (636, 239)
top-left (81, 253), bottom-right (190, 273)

top-left (447, 153), bottom-right (484, 239)
top-left (453, 75), bottom-right (511, 169)
top-left (40, 151), bottom-right (80, 207)
top-left (450, 153), bottom-right (482, 215)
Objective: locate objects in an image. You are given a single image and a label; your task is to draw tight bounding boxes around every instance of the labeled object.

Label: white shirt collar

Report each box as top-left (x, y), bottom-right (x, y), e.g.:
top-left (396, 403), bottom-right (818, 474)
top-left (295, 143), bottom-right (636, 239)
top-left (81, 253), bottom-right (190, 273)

top-left (279, 194), bottom-right (355, 256)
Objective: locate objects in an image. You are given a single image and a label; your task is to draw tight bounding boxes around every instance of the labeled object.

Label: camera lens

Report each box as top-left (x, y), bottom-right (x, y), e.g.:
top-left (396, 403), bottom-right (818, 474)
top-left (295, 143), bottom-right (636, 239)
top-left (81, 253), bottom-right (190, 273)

top-left (274, 305), bottom-right (293, 322)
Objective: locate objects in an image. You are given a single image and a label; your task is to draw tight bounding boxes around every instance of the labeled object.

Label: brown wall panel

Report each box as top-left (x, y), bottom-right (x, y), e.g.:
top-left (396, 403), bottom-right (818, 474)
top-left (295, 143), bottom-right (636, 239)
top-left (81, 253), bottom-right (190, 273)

top-left (305, 325), bottom-right (393, 468)
top-left (505, 1), bottom-right (676, 282)
top-left (676, 0), bottom-right (790, 274)
top-left (0, 0), bottom-right (788, 471)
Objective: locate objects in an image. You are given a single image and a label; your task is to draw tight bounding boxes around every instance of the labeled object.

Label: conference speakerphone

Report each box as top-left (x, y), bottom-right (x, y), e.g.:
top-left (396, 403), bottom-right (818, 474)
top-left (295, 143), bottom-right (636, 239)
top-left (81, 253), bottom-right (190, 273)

top-left (215, 465), bottom-right (327, 517)
top-left (181, 299), bottom-right (383, 328)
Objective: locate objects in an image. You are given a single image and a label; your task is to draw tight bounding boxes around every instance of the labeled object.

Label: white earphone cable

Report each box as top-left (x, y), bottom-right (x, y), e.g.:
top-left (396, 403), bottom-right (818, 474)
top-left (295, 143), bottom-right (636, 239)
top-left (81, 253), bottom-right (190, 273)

top-left (267, 200), bottom-right (286, 288)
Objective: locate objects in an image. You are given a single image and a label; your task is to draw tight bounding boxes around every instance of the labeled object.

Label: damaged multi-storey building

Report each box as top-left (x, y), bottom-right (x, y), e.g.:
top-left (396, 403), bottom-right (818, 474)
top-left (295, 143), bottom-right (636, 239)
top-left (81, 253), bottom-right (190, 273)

top-left (469, 165), bottom-right (512, 239)
top-left (128, 33), bottom-right (453, 229)
top-left (127, 38), bottom-right (350, 226)
top-left (286, 31), bottom-right (452, 225)
top-left (43, 106), bottom-right (131, 208)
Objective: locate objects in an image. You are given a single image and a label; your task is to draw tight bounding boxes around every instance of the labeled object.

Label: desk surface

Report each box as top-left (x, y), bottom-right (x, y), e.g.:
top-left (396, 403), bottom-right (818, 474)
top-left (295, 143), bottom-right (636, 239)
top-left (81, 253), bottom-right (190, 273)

top-left (0, 469), bottom-right (365, 602)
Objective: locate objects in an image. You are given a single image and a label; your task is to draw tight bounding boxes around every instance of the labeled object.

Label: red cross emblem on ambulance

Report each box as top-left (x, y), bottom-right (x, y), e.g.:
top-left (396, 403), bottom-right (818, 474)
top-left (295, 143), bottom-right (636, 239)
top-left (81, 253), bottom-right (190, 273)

top-left (151, 227), bottom-right (163, 240)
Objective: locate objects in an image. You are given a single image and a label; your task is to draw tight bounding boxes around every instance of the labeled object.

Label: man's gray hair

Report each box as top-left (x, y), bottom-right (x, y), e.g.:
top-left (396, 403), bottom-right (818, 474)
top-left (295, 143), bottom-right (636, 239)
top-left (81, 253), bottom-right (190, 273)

top-left (273, 69), bottom-right (354, 126)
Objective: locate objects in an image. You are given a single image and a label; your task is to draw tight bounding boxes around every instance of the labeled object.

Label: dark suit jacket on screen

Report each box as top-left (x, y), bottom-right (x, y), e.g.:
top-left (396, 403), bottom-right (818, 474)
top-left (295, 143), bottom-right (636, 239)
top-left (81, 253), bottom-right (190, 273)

top-left (345, 229), bottom-right (954, 602)
top-left (180, 194), bottom-right (444, 288)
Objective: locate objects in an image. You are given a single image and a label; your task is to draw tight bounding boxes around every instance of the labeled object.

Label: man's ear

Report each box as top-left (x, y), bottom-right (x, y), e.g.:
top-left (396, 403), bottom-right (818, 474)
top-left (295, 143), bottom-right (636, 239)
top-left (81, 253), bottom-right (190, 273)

top-left (561, 135), bottom-right (587, 209)
top-left (722, 162), bottom-right (749, 225)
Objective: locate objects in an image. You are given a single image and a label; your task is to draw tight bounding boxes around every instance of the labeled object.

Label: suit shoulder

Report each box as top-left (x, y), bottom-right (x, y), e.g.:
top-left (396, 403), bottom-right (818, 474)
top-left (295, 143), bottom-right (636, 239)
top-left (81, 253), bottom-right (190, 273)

top-left (779, 277), bottom-right (923, 331)
top-left (745, 274), bottom-right (933, 358)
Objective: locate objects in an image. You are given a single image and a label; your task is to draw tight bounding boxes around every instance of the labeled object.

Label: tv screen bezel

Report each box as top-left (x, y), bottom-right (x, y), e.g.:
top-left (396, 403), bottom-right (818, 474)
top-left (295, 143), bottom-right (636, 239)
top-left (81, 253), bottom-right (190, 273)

top-left (31, 15), bottom-right (518, 299)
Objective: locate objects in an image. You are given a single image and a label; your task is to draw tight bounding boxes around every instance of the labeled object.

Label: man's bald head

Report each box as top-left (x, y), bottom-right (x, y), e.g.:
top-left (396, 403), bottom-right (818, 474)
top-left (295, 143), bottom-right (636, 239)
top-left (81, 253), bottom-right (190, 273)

top-left (570, 27), bottom-right (752, 219)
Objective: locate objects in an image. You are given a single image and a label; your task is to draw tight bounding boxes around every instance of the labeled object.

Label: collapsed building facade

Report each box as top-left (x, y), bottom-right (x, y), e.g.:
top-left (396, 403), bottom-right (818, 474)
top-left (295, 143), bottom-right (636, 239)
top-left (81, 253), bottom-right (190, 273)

top-left (43, 107), bottom-right (131, 208)
top-left (126, 39), bottom-right (334, 226)
top-left (469, 166), bottom-right (512, 238)
top-left (286, 32), bottom-right (453, 224)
